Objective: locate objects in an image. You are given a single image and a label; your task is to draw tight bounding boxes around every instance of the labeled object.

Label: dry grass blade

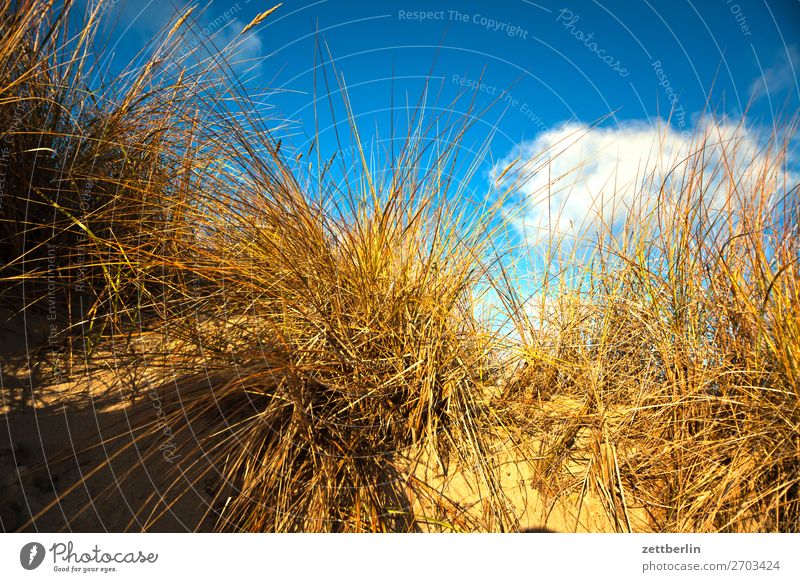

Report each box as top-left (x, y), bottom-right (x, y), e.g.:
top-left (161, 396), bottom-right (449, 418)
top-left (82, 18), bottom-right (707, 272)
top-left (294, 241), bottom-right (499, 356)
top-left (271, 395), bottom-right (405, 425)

top-left (241, 4), bottom-right (282, 36)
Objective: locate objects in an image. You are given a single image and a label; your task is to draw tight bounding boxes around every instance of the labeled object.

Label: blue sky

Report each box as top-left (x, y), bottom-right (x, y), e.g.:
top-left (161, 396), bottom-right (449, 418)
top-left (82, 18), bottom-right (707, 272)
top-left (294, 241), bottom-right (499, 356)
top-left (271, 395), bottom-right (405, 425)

top-left (89, 0), bottom-right (799, 152)
top-left (77, 0), bottom-right (799, 319)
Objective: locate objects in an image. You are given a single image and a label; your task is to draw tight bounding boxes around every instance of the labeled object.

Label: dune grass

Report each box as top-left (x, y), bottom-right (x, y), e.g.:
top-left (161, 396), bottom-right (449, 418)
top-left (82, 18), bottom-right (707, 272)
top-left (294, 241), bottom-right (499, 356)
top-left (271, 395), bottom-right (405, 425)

top-left (1, 0), bottom-right (797, 532)
top-left (495, 120), bottom-right (799, 531)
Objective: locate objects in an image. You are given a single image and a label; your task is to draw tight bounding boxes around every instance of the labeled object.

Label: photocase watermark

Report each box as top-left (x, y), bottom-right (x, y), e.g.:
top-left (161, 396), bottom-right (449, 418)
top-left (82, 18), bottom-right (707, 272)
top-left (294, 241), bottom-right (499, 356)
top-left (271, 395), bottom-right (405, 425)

top-left (451, 75), bottom-right (548, 133)
top-left (73, 177), bottom-right (93, 294)
top-left (555, 8), bottom-right (629, 77)
top-left (397, 9), bottom-right (529, 39)
top-left (176, 1), bottom-right (245, 61)
top-left (331, 141), bottom-right (364, 161)
top-left (452, 73), bottom-right (503, 96)
top-left (651, 60), bottom-right (691, 138)
top-left (726, 0), bottom-right (753, 37)
top-left (20, 541), bottom-right (158, 574)
top-left (0, 86), bottom-right (30, 212)
top-left (20, 542), bottom-right (46, 570)
top-left (97, 0), bottom-right (121, 18)
top-left (146, 379), bottom-right (181, 463)
top-left (46, 243), bottom-right (66, 383)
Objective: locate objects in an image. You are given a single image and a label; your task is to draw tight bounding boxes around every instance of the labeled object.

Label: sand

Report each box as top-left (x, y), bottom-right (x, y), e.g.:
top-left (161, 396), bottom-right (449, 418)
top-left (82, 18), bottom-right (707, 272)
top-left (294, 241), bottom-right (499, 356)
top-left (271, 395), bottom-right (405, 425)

top-left (0, 308), bottom-right (649, 533)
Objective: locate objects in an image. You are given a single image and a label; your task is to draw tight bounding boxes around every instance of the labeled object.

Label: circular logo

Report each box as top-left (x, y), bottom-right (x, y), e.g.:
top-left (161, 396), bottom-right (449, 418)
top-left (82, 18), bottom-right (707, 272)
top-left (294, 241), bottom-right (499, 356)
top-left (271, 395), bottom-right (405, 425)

top-left (20, 542), bottom-right (46, 570)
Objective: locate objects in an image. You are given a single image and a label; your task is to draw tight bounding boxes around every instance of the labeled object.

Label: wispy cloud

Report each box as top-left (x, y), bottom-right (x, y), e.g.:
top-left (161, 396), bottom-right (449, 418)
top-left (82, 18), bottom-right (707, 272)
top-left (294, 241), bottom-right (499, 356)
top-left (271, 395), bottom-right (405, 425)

top-left (751, 45), bottom-right (799, 100)
top-left (174, 10), bottom-right (266, 76)
top-left (208, 19), bottom-right (265, 73)
top-left (82, 0), bottom-right (265, 73)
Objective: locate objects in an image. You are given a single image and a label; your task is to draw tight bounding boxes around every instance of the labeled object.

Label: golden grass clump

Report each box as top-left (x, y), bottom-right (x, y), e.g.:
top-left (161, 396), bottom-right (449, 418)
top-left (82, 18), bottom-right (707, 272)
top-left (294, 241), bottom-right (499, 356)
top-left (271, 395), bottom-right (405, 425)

top-left (120, 119), bottom-right (515, 531)
top-left (0, 0), bottom-right (217, 331)
top-left (498, 120), bottom-right (800, 532)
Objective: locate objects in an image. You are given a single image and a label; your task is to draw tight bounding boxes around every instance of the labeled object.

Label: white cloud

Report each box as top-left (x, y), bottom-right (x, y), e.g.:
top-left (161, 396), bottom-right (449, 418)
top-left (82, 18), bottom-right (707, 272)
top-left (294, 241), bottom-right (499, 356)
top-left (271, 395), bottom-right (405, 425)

top-left (208, 20), bottom-right (265, 72)
top-left (491, 118), bottom-right (791, 246)
top-left (751, 45), bottom-right (799, 100)
top-left (172, 16), bottom-right (265, 80)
